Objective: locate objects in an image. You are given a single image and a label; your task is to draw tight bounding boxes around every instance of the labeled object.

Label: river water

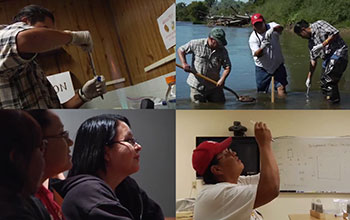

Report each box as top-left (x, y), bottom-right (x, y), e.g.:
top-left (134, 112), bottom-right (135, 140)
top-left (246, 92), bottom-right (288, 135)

top-left (176, 21), bottom-right (350, 109)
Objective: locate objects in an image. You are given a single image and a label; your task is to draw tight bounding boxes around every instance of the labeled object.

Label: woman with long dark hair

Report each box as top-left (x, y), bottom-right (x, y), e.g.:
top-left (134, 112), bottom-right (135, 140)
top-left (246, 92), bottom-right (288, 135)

top-left (0, 110), bottom-right (50, 220)
top-left (58, 114), bottom-right (142, 219)
top-left (29, 110), bottom-right (74, 220)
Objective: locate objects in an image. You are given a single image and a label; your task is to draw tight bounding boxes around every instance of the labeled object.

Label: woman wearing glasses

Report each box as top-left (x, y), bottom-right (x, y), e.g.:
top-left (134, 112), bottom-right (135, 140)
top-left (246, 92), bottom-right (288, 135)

top-left (29, 110), bottom-right (74, 220)
top-left (56, 114), bottom-right (144, 220)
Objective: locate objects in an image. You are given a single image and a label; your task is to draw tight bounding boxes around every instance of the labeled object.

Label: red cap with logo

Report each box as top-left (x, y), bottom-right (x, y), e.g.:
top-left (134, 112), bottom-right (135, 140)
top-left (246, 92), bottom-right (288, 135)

top-left (192, 137), bottom-right (232, 175)
top-left (251, 13), bottom-right (264, 25)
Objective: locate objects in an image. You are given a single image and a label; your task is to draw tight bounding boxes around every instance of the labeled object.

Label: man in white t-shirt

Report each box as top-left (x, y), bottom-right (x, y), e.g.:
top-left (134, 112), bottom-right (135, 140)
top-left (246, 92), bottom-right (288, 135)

top-left (248, 13), bottom-right (288, 97)
top-left (192, 122), bottom-right (279, 220)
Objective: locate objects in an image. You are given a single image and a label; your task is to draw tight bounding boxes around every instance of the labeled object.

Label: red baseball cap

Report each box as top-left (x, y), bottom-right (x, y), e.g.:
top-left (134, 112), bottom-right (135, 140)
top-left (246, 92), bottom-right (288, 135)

top-left (192, 137), bottom-right (232, 176)
top-left (251, 13), bottom-right (264, 25)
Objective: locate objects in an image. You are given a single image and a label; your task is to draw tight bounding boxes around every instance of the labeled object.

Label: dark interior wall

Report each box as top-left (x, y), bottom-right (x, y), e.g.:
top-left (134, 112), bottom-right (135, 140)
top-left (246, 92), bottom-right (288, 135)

top-left (53, 109), bottom-right (175, 217)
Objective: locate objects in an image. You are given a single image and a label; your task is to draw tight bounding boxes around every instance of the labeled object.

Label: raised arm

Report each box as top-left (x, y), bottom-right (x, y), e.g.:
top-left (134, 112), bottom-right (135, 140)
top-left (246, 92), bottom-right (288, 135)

top-left (253, 122), bottom-right (280, 208)
top-left (273, 25), bottom-right (284, 34)
top-left (17, 28), bottom-right (92, 55)
top-left (17, 28), bottom-right (72, 54)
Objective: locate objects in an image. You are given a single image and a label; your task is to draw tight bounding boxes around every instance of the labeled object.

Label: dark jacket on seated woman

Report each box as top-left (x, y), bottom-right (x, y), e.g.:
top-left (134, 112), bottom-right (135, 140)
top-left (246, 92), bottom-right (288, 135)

top-left (0, 184), bottom-right (50, 220)
top-left (52, 176), bottom-right (164, 220)
top-left (115, 177), bottom-right (164, 220)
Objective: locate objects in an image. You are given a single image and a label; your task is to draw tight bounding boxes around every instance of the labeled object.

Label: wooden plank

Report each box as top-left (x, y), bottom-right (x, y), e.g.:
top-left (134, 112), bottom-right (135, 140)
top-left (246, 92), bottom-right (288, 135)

top-left (106, 78), bottom-right (125, 86)
top-left (109, 0), bottom-right (175, 84)
top-left (288, 214), bottom-right (342, 220)
top-left (144, 52), bottom-right (175, 72)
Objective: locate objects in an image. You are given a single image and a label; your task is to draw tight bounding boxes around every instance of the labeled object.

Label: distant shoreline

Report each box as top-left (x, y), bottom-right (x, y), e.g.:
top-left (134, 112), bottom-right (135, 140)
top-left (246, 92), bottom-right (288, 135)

top-left (177, 20), bottom-right (350, 34)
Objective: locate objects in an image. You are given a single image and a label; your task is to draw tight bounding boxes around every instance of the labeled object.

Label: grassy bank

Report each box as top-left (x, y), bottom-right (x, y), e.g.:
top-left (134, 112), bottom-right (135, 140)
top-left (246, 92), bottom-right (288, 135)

top-left (251, 0), bottom-right (350, 28)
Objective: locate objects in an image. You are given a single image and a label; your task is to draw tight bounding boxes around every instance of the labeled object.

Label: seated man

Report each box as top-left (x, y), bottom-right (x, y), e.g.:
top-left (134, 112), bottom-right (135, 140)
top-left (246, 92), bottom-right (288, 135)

top-left (192, 122), bottom-right (279, 220)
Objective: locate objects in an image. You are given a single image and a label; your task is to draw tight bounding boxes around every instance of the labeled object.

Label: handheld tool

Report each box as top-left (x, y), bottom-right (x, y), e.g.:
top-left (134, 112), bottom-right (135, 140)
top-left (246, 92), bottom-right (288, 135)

top-left (306, 86), bottom-right (310, 99)
top-left (271, 76), bottom-right (275, 103)
top-left (176, 63), bottom-right (256, 102)
top-left (88, 52), bottom-right (104, 99)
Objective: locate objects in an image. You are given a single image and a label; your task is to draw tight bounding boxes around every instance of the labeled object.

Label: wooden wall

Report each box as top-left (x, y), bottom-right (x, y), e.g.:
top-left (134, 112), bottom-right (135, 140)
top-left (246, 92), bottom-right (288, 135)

top-left (109, 0), bottom-right (175, 85)
top-left (0, 0), bottom-right (174, 90)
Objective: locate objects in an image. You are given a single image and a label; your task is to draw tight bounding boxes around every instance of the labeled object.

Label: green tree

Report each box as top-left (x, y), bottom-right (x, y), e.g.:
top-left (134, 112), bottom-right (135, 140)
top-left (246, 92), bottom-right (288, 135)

top-left (205, 0), bottom-right (217, 8)
top-left (187, 1), bottom-right (209, 23)
top-left (176, 2), bottom-right (191, 21)
top-left (243, 0), bottom-right (350, 28)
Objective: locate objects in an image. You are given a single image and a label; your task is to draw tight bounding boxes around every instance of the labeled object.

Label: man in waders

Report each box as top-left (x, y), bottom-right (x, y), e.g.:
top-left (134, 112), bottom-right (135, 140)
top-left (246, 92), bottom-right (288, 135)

top-left (294, 19), bottom-right (348, 103)
top-left (178, 28), bottom-right (231, 103)
top-left (249, 13), bottom-right (288, 97)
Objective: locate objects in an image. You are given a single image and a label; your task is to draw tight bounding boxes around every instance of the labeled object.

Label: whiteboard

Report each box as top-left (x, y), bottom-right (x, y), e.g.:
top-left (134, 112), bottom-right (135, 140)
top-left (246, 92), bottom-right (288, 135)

top-left (272, 136), bottom-right (350, 193)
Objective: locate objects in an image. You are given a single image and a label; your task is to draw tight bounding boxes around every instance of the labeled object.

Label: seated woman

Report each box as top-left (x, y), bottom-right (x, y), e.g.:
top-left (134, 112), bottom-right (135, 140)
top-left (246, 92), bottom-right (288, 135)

top-left (29, 110), bottom-right (74, 220)
top-left (0, 110), bottom-right (50, 220)
top-left (55, 114), bottom-right (161, 220)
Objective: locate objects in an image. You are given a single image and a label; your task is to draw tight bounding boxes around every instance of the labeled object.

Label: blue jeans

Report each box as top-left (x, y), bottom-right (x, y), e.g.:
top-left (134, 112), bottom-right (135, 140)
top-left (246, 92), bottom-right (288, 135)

top-left (255, 64), bottom-right (288, 93)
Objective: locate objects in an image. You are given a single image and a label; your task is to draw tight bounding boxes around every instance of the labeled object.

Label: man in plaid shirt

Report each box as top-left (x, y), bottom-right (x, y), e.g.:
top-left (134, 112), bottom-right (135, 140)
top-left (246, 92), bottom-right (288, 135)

top-left (294, 19), bottom-right (348, 103)
top-left (178, 28), bottom-right (231, 103)
top-left (0, 5), bottom-right (107, 109)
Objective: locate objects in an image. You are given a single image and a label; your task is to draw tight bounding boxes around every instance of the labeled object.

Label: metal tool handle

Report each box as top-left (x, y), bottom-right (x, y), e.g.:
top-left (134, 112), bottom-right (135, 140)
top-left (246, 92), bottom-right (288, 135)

top-left (87, 52), bottom-right (104, 100)
top-left (88, 52), bottom-right (97, 77)
top-left (271, 76), bottom-right (275, 103)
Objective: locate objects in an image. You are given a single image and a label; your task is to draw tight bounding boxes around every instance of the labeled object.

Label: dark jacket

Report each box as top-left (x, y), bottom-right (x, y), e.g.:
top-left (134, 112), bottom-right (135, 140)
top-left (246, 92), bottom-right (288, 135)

top-left (55, 174), bottom-right (133, 220)
top-left (115, 177), bottom-right (164, 220)
top-left (0, 184), bottom-right (50, 220)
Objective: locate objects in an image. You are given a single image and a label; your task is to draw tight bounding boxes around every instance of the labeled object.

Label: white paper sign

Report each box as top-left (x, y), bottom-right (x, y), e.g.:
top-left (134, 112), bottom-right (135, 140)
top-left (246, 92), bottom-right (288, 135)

top-left (157, 3), bottom-right (176, 50)
top-left (47, 71), bottom-right (75, 104)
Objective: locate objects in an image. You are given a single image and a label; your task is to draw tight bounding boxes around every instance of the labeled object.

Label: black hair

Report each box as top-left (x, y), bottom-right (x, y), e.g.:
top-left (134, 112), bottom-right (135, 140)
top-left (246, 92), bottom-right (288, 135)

top-left (294, 19), bottom-right (309, 34)
top-left (68, 114), bottom-right (130, 177)
top-left (0, 110), bottom-right (42, 192)
top-left (13, 5), bottom-right (54, 25)
top-left (27, 109), bottom-right (52, 130)
top-left (202, 156), bottom-right (220, 184)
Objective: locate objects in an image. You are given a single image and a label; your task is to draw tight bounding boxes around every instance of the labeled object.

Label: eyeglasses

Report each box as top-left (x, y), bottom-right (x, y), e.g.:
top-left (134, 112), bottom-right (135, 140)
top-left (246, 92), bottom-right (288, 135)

top-left (108, 138), bottom-right (139, 147)
top-left (217, 148), bottom-right (234, 161)
top-left (45, 130), bottom-right (69, 140)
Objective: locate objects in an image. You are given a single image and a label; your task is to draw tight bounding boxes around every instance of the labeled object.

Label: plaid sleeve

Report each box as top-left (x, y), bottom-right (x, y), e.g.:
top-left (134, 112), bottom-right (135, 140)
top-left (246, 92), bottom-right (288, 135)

top-left (318, 20), bottom-right (339, 36)
top-left (308, 40), bottom-right (318, 61)
top-left (178, 39), bottom-right (195, 54)
top-left (221, 48), bottom-right (231, 69)
top-left (0, 22), bottom-right (35, 73)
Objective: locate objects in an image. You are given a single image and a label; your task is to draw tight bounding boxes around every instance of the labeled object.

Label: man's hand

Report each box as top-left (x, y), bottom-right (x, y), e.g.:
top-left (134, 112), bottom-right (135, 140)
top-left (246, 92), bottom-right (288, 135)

top-left (79, 76), bottom-right (107, 102)
top-left (66, 30), bottom-right (93, 52)
top-left (260, 39), bottom-right (270, 49)
top-left (305, 77), bottom-right (311, 88)
top-left (254, 122), bottom-right (272, 148)
top-left (182, 63), bottom-right (191, 72)
top-left (265, 27), bottom-right (274, 40)
top-left (311, 43), bottom-right (323, 54)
